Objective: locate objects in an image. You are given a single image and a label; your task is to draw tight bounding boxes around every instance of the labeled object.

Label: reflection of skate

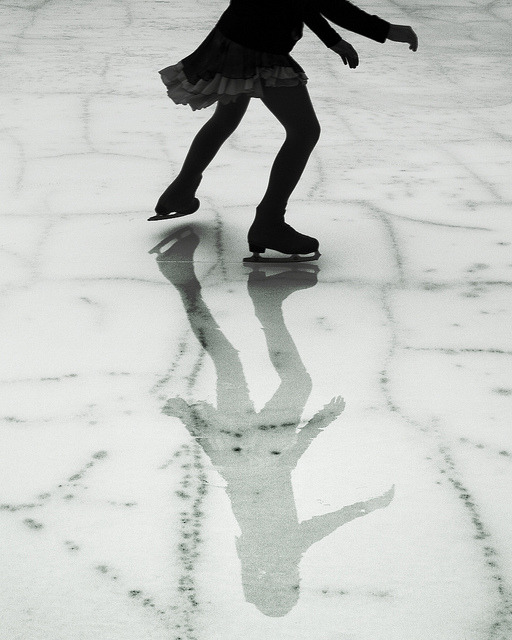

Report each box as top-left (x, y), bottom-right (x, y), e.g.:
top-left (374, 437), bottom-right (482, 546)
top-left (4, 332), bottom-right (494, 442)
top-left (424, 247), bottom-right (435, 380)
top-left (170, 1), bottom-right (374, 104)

top-left (149, 227), bottom-right (200, 287)
top-left (247, 267), bottom-right (318, 305)
top-left (148, 226), bottom-right (197, 258)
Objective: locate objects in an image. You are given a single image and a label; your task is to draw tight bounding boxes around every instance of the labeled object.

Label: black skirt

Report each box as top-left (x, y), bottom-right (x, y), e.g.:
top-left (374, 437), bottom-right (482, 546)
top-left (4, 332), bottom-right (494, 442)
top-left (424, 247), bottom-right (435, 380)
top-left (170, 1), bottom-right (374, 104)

top-left (159, 27), bottom-right (308, 111)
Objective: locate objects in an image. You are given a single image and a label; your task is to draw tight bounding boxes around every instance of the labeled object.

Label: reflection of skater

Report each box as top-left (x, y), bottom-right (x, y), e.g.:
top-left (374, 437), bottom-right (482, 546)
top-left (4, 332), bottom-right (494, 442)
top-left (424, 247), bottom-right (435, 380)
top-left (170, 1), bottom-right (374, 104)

top-left (154, 228), bottom-right (395, 616)
top-left (150, 0), bottom-right (417, 262)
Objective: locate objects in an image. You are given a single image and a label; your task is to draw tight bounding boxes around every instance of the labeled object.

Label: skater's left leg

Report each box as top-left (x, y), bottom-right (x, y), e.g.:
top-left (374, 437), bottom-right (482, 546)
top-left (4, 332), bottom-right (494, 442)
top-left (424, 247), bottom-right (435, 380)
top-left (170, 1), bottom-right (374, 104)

top-left (177, 95), bottom-right (251, 183)
top-left (154, 96), bottom-right (250, 217)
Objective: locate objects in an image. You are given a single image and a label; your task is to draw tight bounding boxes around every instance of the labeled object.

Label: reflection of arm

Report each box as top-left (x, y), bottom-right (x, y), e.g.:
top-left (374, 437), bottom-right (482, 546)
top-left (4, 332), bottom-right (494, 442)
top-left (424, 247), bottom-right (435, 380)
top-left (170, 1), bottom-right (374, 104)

top-left (290, 397), bottom-right (345, 462)
top-left (162, 397), bottom-right (212, 439)
top-left (299, 485), bottom-right (395, 550)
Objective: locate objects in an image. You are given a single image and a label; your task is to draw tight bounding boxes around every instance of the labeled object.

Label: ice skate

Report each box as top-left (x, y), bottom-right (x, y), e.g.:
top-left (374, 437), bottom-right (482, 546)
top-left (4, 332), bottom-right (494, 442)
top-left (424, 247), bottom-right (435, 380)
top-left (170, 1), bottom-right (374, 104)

top-left (244, 218), bottom-right (320, 264)
top-left (148, 175), bottom-right (202, 221)
top-left (243, 247), bottom-right (321, 263)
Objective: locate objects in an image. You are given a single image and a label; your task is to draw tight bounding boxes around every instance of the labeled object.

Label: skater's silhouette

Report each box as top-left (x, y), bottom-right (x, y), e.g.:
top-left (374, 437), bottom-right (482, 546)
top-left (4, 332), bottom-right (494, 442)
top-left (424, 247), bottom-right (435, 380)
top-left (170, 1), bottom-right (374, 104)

top-left (151, 0), bottom-right (418, 261)
top-left (152, 227), bottom-right (394, 616)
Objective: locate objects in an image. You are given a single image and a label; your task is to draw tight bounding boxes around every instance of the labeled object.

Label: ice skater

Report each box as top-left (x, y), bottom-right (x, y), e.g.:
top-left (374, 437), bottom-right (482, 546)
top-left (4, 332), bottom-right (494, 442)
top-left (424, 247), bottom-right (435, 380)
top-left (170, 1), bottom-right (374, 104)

top-left (150, 0), bottom-right (418, 262)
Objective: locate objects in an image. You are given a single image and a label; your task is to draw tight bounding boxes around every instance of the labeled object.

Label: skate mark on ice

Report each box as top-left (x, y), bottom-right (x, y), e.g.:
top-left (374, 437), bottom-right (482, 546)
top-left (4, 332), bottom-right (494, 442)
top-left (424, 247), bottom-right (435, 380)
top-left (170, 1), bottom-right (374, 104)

top-left (378, 285), bottom-right (512, 639)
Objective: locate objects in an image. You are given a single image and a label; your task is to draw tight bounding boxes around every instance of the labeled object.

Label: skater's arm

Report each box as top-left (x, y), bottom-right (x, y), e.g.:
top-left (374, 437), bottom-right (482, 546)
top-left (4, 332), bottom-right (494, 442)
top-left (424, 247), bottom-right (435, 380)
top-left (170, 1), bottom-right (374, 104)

top-left (303, 6), bottom-right (360, 69)
top-left (317, 0), bottom-right (391, 43)
top-left (318, 0), bottom-right (418, 51)
top-left (303, 5), bottom-right (343, 49)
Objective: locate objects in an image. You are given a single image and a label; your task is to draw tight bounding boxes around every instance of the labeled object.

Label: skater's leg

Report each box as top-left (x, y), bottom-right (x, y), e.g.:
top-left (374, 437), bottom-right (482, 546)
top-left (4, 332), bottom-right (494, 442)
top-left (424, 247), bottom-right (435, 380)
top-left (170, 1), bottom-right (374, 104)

top-left (177, 95), bottom-right (251, 182)
top-left (245, 85), bottom-right (321, 258)
top-left (155, 96), bottom-right (250, 216)
top-left (257, 84), bottom-right (321, 215)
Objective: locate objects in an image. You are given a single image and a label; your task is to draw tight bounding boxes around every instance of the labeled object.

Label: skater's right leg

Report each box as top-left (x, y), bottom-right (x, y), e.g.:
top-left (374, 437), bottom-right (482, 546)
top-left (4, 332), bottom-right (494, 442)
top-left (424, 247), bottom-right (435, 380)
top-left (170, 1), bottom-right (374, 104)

top-left (246, 84), bottom-right (321, 258)
top-left (257, 84), bottom-right (321, 216)
top-left (155, 95), bottom-right (250, 216)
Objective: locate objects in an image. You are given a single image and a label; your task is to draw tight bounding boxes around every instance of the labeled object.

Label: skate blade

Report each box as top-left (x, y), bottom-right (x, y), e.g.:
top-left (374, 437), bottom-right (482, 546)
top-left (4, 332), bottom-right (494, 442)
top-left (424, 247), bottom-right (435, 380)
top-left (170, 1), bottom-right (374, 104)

top-left (147, 198), bottom-right (200, 221)
top-left (243, 250), bottom-right (321, 264)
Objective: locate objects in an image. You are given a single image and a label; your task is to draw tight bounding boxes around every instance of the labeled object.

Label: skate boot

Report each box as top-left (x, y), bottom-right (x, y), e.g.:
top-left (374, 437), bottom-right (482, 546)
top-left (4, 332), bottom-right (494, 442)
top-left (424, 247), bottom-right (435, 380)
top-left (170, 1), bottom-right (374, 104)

top-left (244, 209), bottom-right (320, 263)
top-left (149, 174), bottom-right (202, 221)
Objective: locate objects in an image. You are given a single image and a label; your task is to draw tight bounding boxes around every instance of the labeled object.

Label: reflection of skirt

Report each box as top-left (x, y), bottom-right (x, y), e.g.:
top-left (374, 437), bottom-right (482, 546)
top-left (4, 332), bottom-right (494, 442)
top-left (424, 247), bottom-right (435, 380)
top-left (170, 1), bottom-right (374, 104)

top-left (159, 27), bottom-right (308, 111)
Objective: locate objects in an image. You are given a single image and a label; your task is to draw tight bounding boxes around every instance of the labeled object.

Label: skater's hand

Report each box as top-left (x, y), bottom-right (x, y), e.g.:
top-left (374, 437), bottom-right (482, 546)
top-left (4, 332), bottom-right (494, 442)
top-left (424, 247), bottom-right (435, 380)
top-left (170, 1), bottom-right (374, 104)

top-left (325, 396), bottom-right (346, 417)
top-left (330, 39), bottom-right (359, 68)
top-left (307, 396), bottom-right (345, 428)
top-left (387, 24), bottom-right (418, 51)
top-left (162, 396), bottom-right (192, 420)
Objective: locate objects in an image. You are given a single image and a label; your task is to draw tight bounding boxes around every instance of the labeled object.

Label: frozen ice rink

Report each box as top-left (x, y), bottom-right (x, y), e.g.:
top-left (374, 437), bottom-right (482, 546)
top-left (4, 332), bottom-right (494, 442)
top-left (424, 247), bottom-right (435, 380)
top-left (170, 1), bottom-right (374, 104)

top-left (1, 0), bottom-right (512, 638)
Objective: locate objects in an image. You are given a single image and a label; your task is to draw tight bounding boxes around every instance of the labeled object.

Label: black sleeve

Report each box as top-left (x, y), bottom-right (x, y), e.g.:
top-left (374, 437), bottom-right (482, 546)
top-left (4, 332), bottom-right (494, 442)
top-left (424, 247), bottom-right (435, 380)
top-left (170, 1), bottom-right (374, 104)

top-left (304, 5), bottom-right (343, 48)
top-left (317, 0), bottom-right (390, 43)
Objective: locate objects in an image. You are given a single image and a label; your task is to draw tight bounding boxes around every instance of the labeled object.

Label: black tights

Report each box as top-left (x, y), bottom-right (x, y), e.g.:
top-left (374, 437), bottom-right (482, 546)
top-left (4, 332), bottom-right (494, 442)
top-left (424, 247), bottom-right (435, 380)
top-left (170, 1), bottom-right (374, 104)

top-left (175, 84), bottom-right (321, 216)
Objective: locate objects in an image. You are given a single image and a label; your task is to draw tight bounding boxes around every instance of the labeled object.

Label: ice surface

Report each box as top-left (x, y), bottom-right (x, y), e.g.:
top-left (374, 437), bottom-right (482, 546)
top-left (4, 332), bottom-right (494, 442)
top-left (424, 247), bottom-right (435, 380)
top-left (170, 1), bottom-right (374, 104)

top-left (1, 0), bottom-right (512, 639)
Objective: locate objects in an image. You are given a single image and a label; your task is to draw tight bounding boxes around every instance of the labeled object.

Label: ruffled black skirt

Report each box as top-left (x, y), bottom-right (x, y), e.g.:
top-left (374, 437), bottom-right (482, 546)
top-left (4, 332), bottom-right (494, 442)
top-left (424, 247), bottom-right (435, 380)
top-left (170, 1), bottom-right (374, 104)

top-left (159, 27), bottom-right (308, 111)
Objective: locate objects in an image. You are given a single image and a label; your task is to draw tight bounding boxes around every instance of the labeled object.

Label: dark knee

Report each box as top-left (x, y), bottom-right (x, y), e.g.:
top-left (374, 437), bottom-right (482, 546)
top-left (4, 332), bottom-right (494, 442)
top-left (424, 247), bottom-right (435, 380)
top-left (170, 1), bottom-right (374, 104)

top-left (289, 118), bottom-right (321, 149)
top-left (309, 119), bottom-right (321, 145)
